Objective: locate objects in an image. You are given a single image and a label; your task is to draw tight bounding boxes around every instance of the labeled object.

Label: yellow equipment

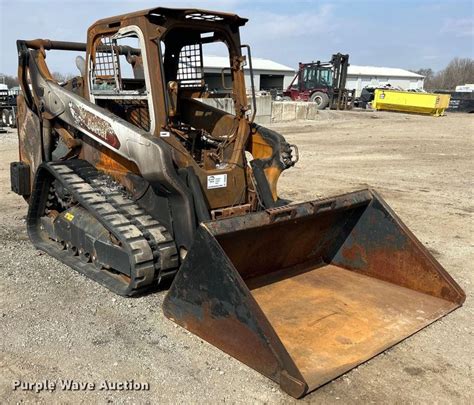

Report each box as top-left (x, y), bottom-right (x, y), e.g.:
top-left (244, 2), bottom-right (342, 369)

top-left (372, 89), bottom-right (451, 116)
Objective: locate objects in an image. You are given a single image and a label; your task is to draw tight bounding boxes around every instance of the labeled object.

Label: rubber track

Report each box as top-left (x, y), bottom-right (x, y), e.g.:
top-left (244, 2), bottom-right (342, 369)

top-left (27, 160), bottom-right (178, 296)
top-left (73, 161), bottom-right (179, 284)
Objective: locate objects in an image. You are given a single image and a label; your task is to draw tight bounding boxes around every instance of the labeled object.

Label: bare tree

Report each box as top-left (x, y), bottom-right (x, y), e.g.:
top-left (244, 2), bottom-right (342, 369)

top-left (414, 68), bottom-right (433, 82)
top-left (418, 58), bottom-right (474, 91)
top-left (51, 71), bottom-right (76, 83)
top-left (1, 71), bottom-right (76, 89)
top-left (435, 58), bottom-right (474, 90)
top-left (0, 74), bottom-right (19, 88)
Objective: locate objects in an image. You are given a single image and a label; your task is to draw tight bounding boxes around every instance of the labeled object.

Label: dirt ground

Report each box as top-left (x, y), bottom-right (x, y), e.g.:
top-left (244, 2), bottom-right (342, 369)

top-left (0, 110), bottom-right (472, 404)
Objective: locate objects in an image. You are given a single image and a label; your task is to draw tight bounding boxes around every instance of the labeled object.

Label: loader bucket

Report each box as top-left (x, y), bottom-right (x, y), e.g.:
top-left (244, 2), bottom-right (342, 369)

top-left (163, 189), bottom-right (465, 398)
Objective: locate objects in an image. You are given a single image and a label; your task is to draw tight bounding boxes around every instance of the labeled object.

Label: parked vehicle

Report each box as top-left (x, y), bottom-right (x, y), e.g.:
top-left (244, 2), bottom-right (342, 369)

top-left (0, 87), bottom-right (19, 128)
top-left (282, 53), bottom-right (354, 110)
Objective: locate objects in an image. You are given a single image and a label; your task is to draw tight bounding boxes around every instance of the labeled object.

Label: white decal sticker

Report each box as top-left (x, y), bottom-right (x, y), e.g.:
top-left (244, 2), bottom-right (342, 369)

top-left (160, 131), bottom-right (170, 137)
top-left (207, 174), bottom-right (227, 189)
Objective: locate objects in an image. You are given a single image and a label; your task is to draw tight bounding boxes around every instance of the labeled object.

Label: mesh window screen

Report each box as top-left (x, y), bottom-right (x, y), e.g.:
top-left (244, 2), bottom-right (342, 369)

top-left (92, 36), bottom-right (121, 91)
top-left (177, 43), bottom-right (204, 87)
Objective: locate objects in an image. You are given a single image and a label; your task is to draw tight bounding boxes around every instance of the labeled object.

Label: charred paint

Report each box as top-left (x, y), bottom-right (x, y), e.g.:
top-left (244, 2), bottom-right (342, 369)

top-left (165, 189), bottom-right (464, 397)
top-left (15, 7), bottom-right (466, 399)
top-left (16, 95), bottom-right (43, 195)
top-left (69, 102), bottom-right (121, 149)
top-left (332, 195), bottom-right (466, 304)
top-left (164, 226), bottom-right (307, 398)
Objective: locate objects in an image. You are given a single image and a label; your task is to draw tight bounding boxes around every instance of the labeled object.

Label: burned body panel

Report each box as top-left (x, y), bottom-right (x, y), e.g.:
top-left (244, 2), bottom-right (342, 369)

top-left (16, 95), bottom-right (42, 195)
top-left (11, 6), bottom-right (464, 399)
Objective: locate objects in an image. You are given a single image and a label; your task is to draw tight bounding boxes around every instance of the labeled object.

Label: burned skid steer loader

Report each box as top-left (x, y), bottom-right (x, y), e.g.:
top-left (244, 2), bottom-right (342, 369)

top-left (11, 7), bottom-right (464, 398)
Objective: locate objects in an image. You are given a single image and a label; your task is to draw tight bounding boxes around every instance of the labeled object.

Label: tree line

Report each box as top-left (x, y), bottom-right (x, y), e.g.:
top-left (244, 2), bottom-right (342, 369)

top-left (414, 58), bottom-right (474, 91)
top-left (0, 72), bottom-right (75, 88)
top-left (1, 57), bottom-right (473, 92)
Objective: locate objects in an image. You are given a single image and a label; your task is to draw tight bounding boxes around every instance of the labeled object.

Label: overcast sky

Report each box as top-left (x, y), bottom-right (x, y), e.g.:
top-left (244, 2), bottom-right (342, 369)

top-left (1, 0), bottom-right (473, 76)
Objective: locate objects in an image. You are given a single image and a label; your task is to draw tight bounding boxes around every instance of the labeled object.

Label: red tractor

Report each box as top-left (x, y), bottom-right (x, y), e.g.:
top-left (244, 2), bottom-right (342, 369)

top-left (282, 53), bottom-right (353, 110)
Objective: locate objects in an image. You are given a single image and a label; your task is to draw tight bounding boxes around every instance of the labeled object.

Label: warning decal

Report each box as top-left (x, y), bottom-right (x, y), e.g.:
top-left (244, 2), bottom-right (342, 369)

top-left (64, 212), bottom-right (75, 221)
top-left (207, 174), bottom-right (227, 189)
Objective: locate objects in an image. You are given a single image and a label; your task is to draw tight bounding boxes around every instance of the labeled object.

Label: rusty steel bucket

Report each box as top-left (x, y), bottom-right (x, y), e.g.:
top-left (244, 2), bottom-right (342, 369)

top-left (163, 189), bottom-right (465, 398)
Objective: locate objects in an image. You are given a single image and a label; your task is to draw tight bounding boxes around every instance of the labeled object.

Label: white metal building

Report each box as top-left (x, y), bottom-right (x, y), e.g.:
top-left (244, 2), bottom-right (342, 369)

top-left (201, 57), bottom-right (425, 97)
top-left (346, 66), bottom-right (425, 96)
top-left (203, 55), bottom-right (295, 92)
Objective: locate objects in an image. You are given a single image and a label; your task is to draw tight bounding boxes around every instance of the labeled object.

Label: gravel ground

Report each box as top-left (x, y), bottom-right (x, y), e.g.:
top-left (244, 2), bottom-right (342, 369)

top-left (0, 111), bottom-right (472, 404)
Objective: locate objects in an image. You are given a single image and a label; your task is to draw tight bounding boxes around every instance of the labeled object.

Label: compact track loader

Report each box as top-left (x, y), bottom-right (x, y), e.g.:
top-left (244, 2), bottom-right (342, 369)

top-left (11, 7), bottom-right (465, 398)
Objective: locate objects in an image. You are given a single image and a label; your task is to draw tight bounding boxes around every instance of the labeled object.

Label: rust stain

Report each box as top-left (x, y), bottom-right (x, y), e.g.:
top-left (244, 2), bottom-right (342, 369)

top-left (17, 94), bottom-right (42, 195)
top-left (263, 166), bottom-right (282, 201)
top-left (251, 264), bottom-right (457, 390)
top-left (168, 301), bottom-right (281, 380)
top-left (338, 244), bottom-right (464, 303)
